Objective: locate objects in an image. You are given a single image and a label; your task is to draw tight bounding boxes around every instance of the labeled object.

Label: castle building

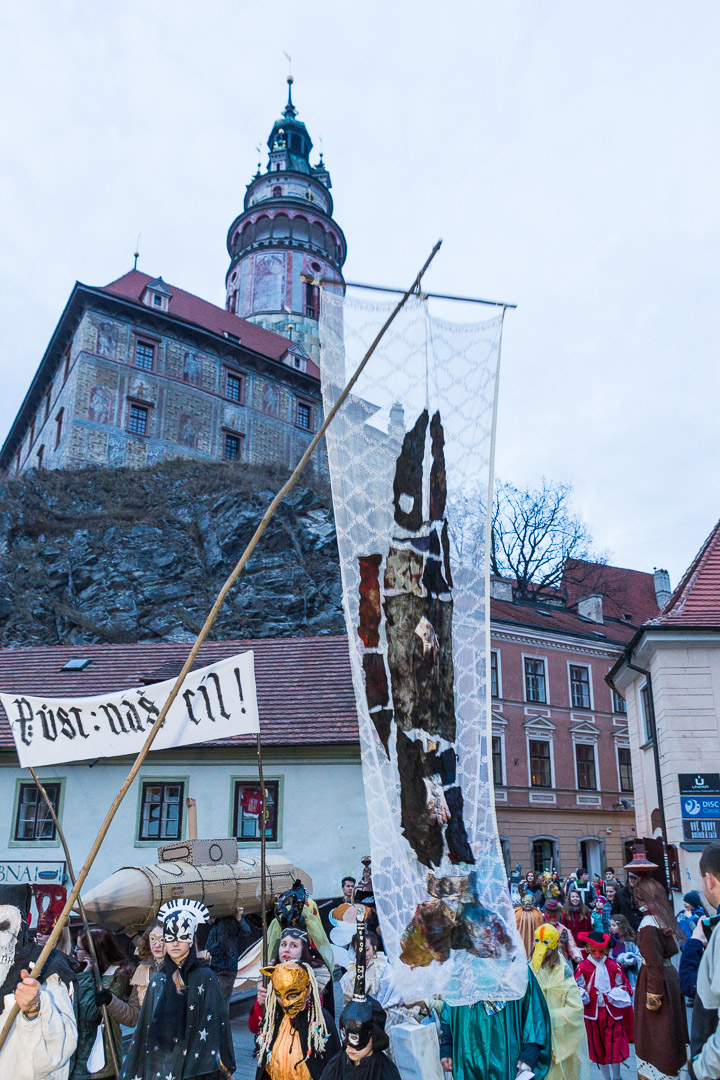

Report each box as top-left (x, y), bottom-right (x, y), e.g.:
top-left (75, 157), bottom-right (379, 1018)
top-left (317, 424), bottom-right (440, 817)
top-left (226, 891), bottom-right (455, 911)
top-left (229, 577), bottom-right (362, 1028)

top-left (0, 81), bottom-right (344, 476)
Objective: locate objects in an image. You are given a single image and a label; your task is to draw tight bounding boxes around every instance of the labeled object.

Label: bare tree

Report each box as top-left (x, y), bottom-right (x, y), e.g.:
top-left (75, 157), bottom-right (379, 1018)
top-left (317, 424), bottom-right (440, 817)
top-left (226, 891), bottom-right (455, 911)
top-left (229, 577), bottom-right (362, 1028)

top-left (490, 479), bottom-right (603, 600)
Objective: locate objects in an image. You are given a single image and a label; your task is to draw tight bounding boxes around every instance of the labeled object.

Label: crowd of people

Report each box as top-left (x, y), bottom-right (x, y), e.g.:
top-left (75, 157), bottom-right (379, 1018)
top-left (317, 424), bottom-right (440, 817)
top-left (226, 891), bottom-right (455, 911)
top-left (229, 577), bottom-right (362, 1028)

top-left (7, 844), bottom-right (720, 1080)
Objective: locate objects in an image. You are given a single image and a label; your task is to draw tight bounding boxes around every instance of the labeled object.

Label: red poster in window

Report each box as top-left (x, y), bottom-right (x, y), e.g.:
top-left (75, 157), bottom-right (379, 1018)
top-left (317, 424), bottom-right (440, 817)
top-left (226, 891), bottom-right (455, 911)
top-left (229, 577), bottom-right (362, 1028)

top-left (241, 789), bottom-right (263, 816)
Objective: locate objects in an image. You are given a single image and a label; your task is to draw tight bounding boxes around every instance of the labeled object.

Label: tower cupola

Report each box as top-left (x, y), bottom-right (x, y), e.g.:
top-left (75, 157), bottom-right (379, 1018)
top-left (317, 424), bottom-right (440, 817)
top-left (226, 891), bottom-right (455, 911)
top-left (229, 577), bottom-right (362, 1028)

top-left (224, 78), bottom-right (347, 364)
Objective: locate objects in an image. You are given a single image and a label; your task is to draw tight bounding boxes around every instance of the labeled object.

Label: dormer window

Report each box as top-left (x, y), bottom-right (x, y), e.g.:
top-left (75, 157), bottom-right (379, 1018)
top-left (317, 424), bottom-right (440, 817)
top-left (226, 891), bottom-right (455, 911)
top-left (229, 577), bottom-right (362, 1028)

top-left (141, 276), bottom-right (172, 312)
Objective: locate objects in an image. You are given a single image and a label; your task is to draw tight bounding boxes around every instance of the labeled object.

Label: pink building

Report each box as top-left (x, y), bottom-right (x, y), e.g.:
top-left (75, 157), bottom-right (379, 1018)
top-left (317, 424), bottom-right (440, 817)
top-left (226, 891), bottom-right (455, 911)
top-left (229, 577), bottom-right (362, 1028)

top-left (490, 560), bottom-right (666, 877)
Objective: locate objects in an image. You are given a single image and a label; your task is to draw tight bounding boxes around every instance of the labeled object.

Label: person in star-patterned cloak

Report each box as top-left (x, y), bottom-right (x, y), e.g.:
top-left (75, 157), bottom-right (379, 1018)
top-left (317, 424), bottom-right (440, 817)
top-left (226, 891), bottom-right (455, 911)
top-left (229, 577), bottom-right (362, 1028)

top-left (119, 900), bottom-right (235, 1080)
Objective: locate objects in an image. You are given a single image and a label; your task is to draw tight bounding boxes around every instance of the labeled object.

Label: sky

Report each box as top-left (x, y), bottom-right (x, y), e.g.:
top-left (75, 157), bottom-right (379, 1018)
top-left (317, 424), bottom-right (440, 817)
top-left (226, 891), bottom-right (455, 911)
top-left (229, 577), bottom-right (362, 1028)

top-left (0, 1), bottom-right (718, 588)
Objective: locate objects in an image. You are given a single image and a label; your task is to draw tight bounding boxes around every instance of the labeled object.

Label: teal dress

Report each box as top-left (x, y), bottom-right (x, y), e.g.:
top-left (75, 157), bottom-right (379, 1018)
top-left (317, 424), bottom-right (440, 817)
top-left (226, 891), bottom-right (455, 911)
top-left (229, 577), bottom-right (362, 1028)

top-left (440, 970), bottom-right (552, 1080)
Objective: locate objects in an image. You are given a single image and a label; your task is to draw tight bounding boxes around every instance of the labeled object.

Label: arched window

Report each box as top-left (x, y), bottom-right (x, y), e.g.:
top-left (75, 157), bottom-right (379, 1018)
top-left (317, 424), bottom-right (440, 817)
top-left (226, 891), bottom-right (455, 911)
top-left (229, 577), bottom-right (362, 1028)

top-left (310, 222), bottom-right (324, 249)
top-left (254, 217), bottom-right (271, 242)
top-left (272, 214), bottom-right (291, 239)
top-left (292, 217), bottom-right (309, 243)
top-left (273, 185), bottom-right (282, 197)
top-left (241, 222), bottom-right (254, 247)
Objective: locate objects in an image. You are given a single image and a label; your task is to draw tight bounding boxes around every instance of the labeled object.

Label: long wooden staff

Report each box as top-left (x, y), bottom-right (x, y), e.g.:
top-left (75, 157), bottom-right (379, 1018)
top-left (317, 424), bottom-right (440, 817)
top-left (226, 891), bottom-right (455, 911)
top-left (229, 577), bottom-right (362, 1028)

top-left (0, 239), bottom-right (442, 1053)
top-left (28, 767), bottom-right (121, 1077)
top-left (256, 735), bottom-right (269, 970)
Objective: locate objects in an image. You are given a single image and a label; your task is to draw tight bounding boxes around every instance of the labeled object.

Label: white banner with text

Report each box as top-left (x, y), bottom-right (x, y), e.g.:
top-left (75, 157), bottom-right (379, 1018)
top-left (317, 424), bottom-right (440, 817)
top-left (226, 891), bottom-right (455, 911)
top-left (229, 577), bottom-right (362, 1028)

top-left (1, 652), bottom-right (259, 768)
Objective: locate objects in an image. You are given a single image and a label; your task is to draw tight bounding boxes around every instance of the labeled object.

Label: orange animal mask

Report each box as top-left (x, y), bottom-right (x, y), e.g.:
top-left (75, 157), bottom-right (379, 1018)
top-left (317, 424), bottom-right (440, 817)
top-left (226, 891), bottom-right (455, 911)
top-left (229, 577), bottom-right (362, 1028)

top-left (260, 961), bottom-right (310, 1018)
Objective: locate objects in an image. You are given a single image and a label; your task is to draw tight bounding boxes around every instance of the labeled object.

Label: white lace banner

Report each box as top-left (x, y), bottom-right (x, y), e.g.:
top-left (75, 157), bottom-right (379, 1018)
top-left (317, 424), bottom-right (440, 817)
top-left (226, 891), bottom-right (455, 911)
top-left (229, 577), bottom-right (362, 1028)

top-left (319, 291), bottom-right (526, 1005)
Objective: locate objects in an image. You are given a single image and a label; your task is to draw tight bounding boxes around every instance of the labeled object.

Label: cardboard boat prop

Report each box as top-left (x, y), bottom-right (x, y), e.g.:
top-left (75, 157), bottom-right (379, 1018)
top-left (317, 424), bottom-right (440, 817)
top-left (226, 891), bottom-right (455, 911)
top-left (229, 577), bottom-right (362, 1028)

top-left (80, 836), bottom-right (312, 934)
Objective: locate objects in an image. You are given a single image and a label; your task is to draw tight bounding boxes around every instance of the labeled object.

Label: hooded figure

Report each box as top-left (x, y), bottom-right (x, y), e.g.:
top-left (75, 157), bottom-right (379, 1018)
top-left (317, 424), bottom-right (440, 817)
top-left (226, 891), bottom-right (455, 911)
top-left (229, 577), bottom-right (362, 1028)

top-left (320, 915), bottom-right (400, 1080)
top-left (531, 924), bottom-right (589, 1080)
top-left (0, 883), bottom-right (78, 1080)
top-left (119, 899), bottom-right (235, 1080)
top-left (515, 893), bottom-right (545, 957)
top-left (574, 931), bottom-right (633, 1080)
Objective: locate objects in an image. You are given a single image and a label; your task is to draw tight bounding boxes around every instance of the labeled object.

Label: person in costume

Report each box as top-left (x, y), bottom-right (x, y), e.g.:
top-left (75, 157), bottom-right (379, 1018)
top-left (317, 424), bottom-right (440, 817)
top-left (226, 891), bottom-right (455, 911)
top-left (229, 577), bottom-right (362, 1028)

top-left (530, 923), bottom-right (589, 1080)
top-left (542, 900), bottom-right (582, 965)
top-left (255, 959), bottom-right (340, 1080)
top-left (119, 899), bottom-right (235, 1080)
top-left (249, 928), bottom-right (330, 1033)
top-left (269, 882), bottom-right (336, 1013)
top-left (575, 930), bottom-right (633, 1080)
top-left (608, 915), bottom-right (641, 990)
top-left (439, 969), bottom-right (552, 1080)
top-left (340, 930), bottom-right (387, 1006)
top-left (521, 871), bottom-right (546, 909)
top-left (72, 928), bottom-right (136, 1079)
top-left (633, 875), bottom-right (689, 1080)
top-left (515, 892), bottom-right (545, 956)
top-left (321, 918), bottom-right (399, 1080)
top-left (0, 883), bottom-right (78, 1080)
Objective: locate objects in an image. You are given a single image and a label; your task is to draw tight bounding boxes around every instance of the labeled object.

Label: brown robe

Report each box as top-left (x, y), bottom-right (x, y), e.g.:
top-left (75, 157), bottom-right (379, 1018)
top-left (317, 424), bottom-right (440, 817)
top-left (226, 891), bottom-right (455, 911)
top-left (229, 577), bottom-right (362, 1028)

top-left (515, 905), bottom-right (544, 957)
top-left (634, 921), bottom-right (688, 1079)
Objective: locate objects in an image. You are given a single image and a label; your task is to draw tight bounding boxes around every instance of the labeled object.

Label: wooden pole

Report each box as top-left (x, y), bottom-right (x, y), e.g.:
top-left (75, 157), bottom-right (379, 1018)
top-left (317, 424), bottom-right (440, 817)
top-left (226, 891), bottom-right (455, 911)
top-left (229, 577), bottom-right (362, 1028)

top-left (256, 735), bottom-right (268, 971)
top-left (185, 797), bottom-right (198, 840)
top-left (0, 240), bottom-right (442, 1053)
top-left (28, 768), bottom-right (121, 1078)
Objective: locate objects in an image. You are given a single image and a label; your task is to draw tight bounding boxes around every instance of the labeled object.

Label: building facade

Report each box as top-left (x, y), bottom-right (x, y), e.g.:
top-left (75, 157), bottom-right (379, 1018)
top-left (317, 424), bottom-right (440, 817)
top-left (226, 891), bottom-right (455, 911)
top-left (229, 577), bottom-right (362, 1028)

top-left (0, 83), bottom-right (342, 475)
top-left (609, 519), bottom-right (720, 894)
top-left (0, 558), bottom-right (667, 899)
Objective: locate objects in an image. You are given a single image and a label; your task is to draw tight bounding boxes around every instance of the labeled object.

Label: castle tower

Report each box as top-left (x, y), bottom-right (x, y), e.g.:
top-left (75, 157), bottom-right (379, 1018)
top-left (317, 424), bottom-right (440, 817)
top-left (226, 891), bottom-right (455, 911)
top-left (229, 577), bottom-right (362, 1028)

top-left (225, 78), bottom-right (347, 364)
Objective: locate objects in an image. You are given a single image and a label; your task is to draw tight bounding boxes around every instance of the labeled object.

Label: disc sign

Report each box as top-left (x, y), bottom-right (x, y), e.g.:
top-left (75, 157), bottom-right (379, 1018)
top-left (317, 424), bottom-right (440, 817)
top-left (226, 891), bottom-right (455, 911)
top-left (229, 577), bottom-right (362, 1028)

top-left (0, 652), bottom-right (259, 768)
top-left (679, 774), bottom-right (720, 843)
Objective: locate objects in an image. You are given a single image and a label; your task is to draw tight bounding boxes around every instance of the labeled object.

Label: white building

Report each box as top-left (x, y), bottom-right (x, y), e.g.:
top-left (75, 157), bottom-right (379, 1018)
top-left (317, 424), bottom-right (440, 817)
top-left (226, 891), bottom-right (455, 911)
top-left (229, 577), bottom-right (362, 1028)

top-left (609, 518), bottom-right (720, 893)
top-left (0, 637), bottom-right (368, 901)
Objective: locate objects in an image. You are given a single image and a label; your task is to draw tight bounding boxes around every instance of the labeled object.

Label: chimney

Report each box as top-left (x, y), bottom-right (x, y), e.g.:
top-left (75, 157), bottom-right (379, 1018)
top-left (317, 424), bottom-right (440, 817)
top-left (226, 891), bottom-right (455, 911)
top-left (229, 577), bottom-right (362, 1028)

top-left (653, 568), bottom-right (671, 609)
top-left (578, 594), bottom-right (603, 623)
top-left (490, 577), bottom-right (513, 602)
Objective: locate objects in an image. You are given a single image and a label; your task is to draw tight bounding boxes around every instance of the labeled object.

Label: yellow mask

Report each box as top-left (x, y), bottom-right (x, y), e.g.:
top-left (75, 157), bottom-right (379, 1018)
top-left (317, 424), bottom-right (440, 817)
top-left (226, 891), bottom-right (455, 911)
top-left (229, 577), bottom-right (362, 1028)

top-left (261, 961), bottom-right (310, 1018)
top-left (530, 923), bottom-right (559, 972)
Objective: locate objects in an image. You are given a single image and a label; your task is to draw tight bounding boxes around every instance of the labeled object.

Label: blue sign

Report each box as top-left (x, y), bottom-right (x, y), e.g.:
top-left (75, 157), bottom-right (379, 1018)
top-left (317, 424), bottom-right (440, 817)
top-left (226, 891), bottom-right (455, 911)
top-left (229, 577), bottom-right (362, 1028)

top-left (682, 796), bottom-right (720, 819)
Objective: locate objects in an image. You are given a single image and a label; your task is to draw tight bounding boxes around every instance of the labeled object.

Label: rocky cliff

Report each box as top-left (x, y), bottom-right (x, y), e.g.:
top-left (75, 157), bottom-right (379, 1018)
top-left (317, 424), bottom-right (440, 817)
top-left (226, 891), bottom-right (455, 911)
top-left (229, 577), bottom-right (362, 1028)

top-left (0, 461), bottom-right (344, 646)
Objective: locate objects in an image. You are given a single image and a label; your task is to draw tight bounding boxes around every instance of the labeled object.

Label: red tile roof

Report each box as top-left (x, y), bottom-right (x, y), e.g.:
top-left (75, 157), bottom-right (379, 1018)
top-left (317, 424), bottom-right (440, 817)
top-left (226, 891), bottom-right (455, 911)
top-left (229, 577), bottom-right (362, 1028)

top-left (0, 637), bottom-right (358, 755)
top-left (561, 559), bottom-right (659, 625)
top-left (648, 518), bottom-right (720, 628)
top-left (100, 270), bottom-right (321, 379)
top-left (490, 598), bottom-right (640, 646)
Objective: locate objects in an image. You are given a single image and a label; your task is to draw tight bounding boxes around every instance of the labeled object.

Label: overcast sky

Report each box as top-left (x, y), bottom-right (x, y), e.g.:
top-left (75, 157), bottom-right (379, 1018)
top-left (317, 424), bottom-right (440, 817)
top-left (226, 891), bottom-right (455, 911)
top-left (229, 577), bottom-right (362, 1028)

top-left (1, 2), bottom-right (717, 588)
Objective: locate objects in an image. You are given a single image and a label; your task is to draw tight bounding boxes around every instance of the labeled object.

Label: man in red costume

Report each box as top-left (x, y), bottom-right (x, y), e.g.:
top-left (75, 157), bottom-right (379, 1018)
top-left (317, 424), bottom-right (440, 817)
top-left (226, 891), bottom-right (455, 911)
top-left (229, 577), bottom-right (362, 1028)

top-left (575, 931), bottom-right (633, 1080)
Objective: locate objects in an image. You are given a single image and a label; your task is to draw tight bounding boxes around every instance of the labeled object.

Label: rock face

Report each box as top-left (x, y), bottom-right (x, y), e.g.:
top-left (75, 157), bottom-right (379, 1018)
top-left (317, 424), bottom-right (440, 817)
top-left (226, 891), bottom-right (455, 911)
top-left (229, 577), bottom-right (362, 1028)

top-left (0, 461), bottom-right (344, 646)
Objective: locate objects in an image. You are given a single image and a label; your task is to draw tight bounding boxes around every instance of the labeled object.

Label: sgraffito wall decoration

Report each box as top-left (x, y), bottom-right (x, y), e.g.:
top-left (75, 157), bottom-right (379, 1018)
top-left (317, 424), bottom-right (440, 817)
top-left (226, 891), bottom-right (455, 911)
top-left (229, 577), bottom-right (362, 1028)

top-left (319, 292), bottom-right (526, 1006)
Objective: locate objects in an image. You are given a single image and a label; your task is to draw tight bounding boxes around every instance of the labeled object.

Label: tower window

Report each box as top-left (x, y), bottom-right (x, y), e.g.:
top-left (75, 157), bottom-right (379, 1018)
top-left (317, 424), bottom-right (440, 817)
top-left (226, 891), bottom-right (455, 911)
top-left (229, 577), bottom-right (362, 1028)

top-left (223, 432), bottom-right (242, 460)
top-left (135, 341), bottom-right (155, 371)
top-left (304, 282), bottom-right (319, 319)
top-left (55, 408), bottom-right (64, 448)
top-left (128, 404), bottom-right (149, 435)
top-left (273, 186), bottom-right (282, 197)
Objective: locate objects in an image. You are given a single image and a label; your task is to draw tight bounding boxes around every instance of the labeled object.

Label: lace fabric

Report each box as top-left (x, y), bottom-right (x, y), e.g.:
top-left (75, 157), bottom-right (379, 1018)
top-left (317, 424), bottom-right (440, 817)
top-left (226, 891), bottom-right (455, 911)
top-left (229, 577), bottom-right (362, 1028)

top-left (318, 291), bottom-right (526, 1005)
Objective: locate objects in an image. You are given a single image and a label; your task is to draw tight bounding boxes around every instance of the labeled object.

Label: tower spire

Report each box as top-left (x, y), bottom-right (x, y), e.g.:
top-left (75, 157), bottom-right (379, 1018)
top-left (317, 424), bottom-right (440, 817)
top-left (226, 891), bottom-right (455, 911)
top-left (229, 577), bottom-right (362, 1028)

top-left (284, 74), bottom-right (297, 119)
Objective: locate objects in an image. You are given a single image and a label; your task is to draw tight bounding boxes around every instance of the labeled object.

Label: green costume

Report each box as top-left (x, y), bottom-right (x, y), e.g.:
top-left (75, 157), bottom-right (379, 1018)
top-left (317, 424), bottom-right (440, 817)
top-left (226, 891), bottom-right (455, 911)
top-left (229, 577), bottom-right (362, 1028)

top-left (439, 970), bottom-right (552, 1080)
